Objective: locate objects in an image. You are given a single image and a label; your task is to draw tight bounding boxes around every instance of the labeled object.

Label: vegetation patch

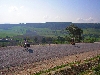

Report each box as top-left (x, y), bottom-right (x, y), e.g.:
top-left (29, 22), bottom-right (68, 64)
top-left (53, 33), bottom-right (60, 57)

top-left (33, 55), bottom-right (100, 75)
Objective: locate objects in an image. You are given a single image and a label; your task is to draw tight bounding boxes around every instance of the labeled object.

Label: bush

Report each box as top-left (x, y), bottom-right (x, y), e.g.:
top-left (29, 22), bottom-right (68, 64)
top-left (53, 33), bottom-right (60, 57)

top-left (0, 43), bottom-right (7, 47)
top-left (94, 64), bottom-right (100, 74)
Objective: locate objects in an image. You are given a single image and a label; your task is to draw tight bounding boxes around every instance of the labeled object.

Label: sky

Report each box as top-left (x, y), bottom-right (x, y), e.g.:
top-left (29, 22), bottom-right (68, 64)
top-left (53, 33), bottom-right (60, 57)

top-left (0, 0), bottom-right (100, 23)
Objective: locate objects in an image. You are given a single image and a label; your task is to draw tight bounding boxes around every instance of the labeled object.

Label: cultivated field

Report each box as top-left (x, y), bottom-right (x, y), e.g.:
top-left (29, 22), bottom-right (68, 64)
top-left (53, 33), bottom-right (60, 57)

top-left (0, 43), bottom-right (100, 75)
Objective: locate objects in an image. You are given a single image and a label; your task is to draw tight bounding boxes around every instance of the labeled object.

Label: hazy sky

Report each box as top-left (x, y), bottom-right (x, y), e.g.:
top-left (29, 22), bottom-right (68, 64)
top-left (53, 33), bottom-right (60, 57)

top-left (0, 0), bottom-right (100, 23)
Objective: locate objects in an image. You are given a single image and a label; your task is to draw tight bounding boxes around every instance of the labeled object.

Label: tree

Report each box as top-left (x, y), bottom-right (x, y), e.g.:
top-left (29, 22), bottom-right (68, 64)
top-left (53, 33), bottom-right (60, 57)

top-left (66, 24), bottom-right (83, 42)
top-left (57, 36), bottom-right (65, 44)
top-left (46, 37), bottom-right (53, 44)
top-left (65, 36), bottom-right (71, 43)
top-left (34, 37), bottom-right (38, 43)
top-left (42, 37), bottom-right (46, 44)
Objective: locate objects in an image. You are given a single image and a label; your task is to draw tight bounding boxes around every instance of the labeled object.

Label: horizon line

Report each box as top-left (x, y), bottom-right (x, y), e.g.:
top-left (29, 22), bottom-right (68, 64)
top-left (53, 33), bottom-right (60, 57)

top-left (0, 22), bottom-right (100, 24)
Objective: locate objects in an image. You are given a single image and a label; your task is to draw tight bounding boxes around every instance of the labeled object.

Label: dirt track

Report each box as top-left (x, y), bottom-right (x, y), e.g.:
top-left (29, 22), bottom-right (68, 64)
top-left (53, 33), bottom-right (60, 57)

top-left (0, 43), bottom-right (100, 75)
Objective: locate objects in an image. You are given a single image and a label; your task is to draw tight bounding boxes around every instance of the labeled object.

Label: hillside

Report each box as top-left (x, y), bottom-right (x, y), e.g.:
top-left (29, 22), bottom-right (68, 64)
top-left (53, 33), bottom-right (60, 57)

top-left (0, 22), bottom-right (100, 38)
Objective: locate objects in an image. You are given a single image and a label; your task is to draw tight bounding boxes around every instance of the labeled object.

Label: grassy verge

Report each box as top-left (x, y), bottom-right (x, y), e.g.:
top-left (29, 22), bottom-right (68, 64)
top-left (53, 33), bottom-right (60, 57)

top-left (33, 55), bottom-right (100, 75)
top-left (34, 62), bottom-right (79, 75)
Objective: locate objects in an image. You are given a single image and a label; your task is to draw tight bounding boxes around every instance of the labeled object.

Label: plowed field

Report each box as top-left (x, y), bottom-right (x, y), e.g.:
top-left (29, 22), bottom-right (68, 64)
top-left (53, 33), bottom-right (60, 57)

top-left (0, 43), bottom-right (100, 75)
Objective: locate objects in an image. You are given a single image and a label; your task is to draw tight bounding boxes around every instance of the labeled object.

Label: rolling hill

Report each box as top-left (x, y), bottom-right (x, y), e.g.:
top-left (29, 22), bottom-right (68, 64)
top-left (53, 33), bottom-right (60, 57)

top-left (0, 22), bottom-right (100, 38)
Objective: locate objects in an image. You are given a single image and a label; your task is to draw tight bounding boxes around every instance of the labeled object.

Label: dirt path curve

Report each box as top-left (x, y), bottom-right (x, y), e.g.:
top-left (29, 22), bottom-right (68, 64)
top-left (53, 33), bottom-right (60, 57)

top-left (0, 43), bottom-right (100, 75)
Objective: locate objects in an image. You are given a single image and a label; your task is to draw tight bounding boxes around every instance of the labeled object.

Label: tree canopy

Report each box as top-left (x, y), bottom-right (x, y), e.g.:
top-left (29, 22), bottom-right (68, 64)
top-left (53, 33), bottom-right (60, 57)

top-left (66, 24), bottom-right (83, 42)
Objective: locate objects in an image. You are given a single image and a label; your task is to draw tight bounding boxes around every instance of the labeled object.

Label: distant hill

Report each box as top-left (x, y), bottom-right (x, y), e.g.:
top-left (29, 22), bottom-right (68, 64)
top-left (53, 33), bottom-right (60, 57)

top-left (0, 22), bottom-right (100, 38)
top-left (0, 22), bottom-right (100, 30)
top-left (74, 23), bottom-right (100, 29)
top-left (0, 22), bottom-right (72, 30)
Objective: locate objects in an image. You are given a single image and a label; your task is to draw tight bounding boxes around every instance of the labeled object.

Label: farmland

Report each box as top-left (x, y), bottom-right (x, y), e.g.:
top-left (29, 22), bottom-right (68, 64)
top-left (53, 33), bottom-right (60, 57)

top-left (0, 22), bottom-right (100, 74)
top-left (0, 43), bottom-right (100, 75)
top-left (0, 22), bottom-right (100, 38)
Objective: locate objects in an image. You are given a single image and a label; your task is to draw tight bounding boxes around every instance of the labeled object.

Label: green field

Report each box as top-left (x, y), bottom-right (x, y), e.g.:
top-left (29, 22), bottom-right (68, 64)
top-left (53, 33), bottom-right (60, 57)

top-left (0, 26), bottom-right (27, 38)
top-left (0, 25), bottom-right (100, 40)
top-left (83, 28), bottom-right (100, 35)
top-left (0, 26), bottom-right (67, 38)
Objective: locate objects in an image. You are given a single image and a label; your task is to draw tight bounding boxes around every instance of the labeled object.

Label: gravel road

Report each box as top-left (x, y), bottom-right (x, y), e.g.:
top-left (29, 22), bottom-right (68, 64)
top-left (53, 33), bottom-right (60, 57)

top-left (0, 43), bottom-right (100, 74)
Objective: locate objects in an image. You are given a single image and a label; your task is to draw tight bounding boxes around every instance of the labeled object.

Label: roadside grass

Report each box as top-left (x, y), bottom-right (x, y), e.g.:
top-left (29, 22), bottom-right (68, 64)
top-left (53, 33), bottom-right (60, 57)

top-left (93, 63), bottom-right (100, 75)
top-left (79, 55), bottom-right (100, 75)
top-left (34, 62), bottom-right (77, 75)
top-left (33, 55), bottom-right (100, 75)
